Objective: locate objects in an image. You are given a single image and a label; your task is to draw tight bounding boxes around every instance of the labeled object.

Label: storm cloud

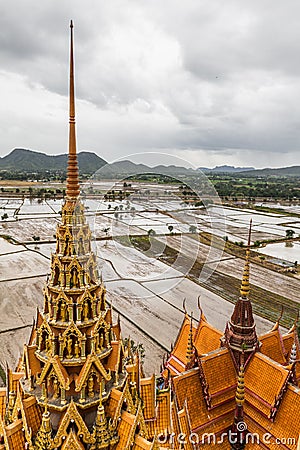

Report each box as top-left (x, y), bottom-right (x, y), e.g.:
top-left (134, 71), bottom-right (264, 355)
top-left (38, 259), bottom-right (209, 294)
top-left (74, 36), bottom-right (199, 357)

top-left (0, 0), bottom-right (300, 168)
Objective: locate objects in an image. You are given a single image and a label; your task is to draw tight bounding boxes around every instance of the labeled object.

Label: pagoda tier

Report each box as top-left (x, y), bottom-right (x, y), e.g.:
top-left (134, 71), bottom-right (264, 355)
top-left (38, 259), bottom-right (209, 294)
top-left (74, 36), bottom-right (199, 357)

top-left (20, 197), bottom-right (125, 415)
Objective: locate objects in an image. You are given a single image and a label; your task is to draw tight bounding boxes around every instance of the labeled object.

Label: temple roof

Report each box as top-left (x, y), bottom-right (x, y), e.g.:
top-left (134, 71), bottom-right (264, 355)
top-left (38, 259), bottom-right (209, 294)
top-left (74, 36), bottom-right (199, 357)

top-left (165, 311), bottom-right (222, 376)
top-left (173, 367), bottom-right (235, 432)
top-left (259, 329), bottom-right (287, 365)
top-left (245, 352), bottom-right (290, 416)
top-left (140, 375), bottom-right (156, 421)
top-left (200, 348), bottom-right (236, 407)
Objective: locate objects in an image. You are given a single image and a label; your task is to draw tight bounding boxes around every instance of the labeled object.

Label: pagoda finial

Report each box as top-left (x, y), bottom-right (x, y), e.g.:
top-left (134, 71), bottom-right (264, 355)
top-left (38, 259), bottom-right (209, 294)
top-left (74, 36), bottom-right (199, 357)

top-left (34, 403), bottom-right (52, 449)
top-left (92, 403), bottom-right (111, 449)
top-left (186, 313), bottom-right (193, 368)
top-left (66, 19), bottom-right (80, 199)
top-left (239, 219), bottom-right (252, 298)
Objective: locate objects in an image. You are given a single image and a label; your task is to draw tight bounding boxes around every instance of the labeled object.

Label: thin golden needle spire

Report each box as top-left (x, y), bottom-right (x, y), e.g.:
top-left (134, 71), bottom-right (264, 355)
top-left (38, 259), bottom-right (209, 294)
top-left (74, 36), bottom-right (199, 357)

top-left (240, 219), bottom-right (252, 298)
top-left (66, 19), bottom-right (80, 199)
top-left (186, 313), bottom-right (193, 365)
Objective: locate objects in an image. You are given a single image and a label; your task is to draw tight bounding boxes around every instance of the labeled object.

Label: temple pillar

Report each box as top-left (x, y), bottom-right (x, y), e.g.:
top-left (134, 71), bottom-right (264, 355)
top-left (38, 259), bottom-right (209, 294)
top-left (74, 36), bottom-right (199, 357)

top-left (81, 337), bottom-right (86, 359)
top-left (77, 304), bottom-right (82, 322)
top-left (41, 382), bottom-right (47, 401)
top-left (61, 388), bottom-right (67, 405)
top-left (68, 304), bottom-right (73, 322)
top-left (65, 271), bottom-right (71, 288)
top-left (79, 384), bottom-right (86, 404)
top-left (53, 304), bottom-right (58, 321)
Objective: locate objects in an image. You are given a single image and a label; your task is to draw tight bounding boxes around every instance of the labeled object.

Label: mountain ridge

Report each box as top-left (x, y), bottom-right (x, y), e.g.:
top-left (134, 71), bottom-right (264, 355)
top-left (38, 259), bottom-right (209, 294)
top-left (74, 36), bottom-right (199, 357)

top-left (1, 148), bottom-right (300, 177)
top-left (0, 148), bottom-right (107, 173)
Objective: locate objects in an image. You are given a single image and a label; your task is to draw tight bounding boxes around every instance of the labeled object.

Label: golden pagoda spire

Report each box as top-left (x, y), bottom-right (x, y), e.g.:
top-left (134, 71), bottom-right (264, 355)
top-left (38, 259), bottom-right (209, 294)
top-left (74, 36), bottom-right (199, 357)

top-left (225, 220), bottom-right (258, 369)
top-left (235, 365), bottom-right (245, 406)
top-left (239, 219), bottom-right (252, 298)
top-left (66, 19), bottom-right (80, 199)
top-left (186, 313), bottom-right (193, 367)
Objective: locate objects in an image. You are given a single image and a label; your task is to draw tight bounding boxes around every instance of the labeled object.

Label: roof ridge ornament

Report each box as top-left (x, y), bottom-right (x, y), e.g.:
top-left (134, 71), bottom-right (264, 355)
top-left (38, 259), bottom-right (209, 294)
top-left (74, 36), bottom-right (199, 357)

top-left (271, 305), bottom-right (284, 332)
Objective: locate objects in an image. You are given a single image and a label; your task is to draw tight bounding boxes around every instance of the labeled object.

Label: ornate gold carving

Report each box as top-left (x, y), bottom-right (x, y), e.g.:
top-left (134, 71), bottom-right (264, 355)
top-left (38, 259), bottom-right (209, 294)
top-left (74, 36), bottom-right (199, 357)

top-left (53, 400), bottom-right (93, 447)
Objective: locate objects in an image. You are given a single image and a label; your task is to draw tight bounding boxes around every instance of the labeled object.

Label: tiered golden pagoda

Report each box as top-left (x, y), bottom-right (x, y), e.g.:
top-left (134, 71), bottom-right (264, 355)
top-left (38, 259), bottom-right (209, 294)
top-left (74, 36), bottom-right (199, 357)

top-left (0, 22), bottom-right (151, 450)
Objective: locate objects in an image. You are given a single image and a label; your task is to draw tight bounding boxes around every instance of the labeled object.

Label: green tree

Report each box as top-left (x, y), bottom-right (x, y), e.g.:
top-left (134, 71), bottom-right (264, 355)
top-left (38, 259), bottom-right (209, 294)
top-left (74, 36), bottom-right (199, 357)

top-left (168, 225), bottom-right (174, 234)
top-left (286, 229), bottom-right (295, 239)
top-left (189, 225), bottom-right (197, 233)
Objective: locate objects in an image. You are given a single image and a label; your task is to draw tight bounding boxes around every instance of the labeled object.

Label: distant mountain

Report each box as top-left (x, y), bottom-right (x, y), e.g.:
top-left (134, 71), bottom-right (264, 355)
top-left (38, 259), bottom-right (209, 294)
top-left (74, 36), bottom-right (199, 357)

top-left (240, 166), bottom-right (300, 176)
top-left (0, 148), bottom-right (107, 173)
top-left (95, 160), bottom-right (197, 178)
top-left (199, 165), bottom-right (255, 173)
top-left (1, 148), bottom-right (300, 178)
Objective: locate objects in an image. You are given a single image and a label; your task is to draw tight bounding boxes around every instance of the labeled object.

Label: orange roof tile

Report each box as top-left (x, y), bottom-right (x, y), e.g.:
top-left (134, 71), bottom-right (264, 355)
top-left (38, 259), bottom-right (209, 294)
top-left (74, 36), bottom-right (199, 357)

top-left (0, 389), bottom-right (6, 421)
top-left (22, 396), bottom-right (42, 437)
top-left (147, 390), bottom-right (171, 438)
top-left (133, 435), bottom-right (153, 450)
top-left (107, 341), bottom-right (121, 372)
top-left (167, 315), bottom-right (196, 369)
top-left (259, 330), bottom-right (287, 365)
top-left (282, 333), bottom-right (295, 356)
top-left (106, 388), bottom-right (123, 420)
top-left (244, 384), bottom-right (300, 449)
top-left (25, 345), bottom-right (41, 377)
top-left (112, 321), bottom-right (121, 340)
top-left (245, 353), bottom-right (289, 412)
top-left (116, 410), bottom-right (136, 449)
top-left (140, 375), bottom-right (156, 420)
top-left (178, 406), bottom-right (193, 450)
top-left (200, 348), bottom-right (236, 406)
top-left (173, 367), bottom-right (235, 432)
top-left (194, 322), bottom-right (222, 356)
top-left (27, 321), bottom-right (36, 347)
top-left (5, 419), bottom-right (25, 450)
top-left (171, 401), bottom-right (181, 450)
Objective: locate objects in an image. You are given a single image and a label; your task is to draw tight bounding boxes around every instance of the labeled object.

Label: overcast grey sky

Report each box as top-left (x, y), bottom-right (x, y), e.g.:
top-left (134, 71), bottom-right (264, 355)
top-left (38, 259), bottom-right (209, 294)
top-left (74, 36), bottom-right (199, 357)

top-left (0, 0), bottom-right (300, 168)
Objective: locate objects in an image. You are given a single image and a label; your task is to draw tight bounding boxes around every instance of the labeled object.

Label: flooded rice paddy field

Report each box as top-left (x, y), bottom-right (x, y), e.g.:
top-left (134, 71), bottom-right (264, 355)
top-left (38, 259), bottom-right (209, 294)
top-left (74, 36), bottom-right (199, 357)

top-left (1, 195), bottom-right (300, 372)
